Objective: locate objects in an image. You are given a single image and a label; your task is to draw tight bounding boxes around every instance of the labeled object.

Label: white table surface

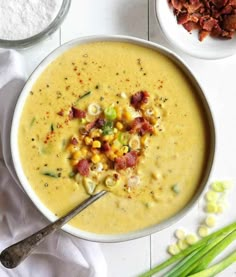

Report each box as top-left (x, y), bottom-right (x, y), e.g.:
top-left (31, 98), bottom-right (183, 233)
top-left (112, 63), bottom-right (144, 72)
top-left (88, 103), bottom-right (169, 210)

top-left (17, 0), bottom-right (236, 276)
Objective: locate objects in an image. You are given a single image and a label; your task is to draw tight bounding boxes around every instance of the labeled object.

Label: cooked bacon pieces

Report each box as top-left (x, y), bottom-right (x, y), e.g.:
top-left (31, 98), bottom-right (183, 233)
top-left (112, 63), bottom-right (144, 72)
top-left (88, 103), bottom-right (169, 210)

top-left (130, 117), bottom-right (154, 136)
top-left (70, 107), bottom-right (86, 119)
top-left (76, 159), bottom-right (90, 176)
top-left (114, 151), bottom-right (138, 170)
top-left (169, 0), bottom-right (236, 41)
top-left (130, 91), bottom-right (149, 109)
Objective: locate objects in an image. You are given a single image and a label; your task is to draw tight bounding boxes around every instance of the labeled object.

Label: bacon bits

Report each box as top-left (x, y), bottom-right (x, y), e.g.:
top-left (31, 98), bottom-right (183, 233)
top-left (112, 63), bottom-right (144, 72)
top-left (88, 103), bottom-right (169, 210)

top-left (70, 107), bottom-right (86, 119)
top-left (71, 137), bottom-right (78, 145)
top-left (76, 159), bottom-right (90, 176)
top-left (114, 151), bottom-right (138, 170)
top-left (169, 0), bottom-right (236, 41)
top-left (130, 91), bottom-right (149, 109)
top-left (130, 117), bottom-right (154, 136)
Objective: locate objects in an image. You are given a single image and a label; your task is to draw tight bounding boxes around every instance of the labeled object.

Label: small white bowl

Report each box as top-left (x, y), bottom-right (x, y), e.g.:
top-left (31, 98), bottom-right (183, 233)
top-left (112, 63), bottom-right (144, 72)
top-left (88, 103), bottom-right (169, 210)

top-left (155, 0), bottom-right (236, 59)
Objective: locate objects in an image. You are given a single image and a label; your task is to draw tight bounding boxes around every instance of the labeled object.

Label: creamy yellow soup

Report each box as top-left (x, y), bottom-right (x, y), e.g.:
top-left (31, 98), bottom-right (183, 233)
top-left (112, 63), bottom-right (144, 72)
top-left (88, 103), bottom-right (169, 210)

top-left (18, 42), bottom-right (209, 234)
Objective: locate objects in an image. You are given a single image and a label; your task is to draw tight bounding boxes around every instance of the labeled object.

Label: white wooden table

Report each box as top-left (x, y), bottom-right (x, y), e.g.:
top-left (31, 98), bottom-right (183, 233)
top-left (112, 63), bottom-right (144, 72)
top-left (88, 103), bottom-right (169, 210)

top-left (18, 0), bottom-right (236, 276)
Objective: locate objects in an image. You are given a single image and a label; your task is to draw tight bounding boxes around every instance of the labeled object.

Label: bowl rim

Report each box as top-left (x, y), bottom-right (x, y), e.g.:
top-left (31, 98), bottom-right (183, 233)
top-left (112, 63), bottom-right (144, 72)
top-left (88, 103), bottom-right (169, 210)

top-left (11, 34), bottom-right (216, 243)
top-left (0, 0), bottom-right (71, 48)
top-left (155, 0), bottom-right (236, 60)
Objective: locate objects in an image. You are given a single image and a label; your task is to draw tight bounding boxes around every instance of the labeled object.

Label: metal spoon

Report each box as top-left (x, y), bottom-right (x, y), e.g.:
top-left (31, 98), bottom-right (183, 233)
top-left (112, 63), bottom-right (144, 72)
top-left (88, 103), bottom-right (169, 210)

top-left (0, 190), bottom-right (107, 269)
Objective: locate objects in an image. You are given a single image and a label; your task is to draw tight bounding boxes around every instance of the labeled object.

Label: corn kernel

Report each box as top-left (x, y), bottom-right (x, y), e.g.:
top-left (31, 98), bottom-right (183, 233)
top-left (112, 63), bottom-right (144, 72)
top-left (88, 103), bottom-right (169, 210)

top-left (90, 129), bottom-right (101, 138)
top-left (141, 134), bottom-right (149, 146)
top-left (123, 111), bottom-right (132, 121)
top-left (84, 136), bottom-right (92, 145)
top-left (116, 122), bottom-right (124, 130)
top-left (92, 140), bottom-right (101, 148)
top-left (91, 154), bottom-right (101, 164)
top-left (102, 134), bottom-right (114, 142)
top-left (150, 117), bottom-right (157, 125)
top-left (81, 147), bottom-right (88, 155)
top-left (116, 107), bottom-right (122, 120)
top-left (103, 164), bottom-right (108, 170)
top-left (67, 144), bottom-right (78, 153)
top-left (111, 144), bottom-right (119, 152)
top-left (113, 128), bottom-right (118, 134)
top-left (108, 152), bottom-right (117, 161)
top-left (73, 151), bottom-right (81, 160)
top-left (71, 159), bottom-right (79, 166)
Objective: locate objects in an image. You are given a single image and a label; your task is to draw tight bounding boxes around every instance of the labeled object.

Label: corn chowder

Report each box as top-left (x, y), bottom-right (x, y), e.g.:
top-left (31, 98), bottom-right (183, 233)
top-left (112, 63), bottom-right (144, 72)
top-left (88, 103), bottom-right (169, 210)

top-left (18, 42), bottom-right (209, 234)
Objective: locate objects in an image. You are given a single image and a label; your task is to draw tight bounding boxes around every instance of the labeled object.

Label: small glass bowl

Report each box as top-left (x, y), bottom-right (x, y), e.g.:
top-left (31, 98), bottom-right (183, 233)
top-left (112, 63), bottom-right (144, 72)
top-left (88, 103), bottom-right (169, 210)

top-left (0, 0), bottom-right (71, 48)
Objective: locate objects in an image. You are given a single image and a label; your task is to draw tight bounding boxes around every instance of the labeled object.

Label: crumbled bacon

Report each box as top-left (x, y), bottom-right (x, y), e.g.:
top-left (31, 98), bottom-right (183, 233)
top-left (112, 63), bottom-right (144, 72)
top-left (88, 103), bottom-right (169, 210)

top-left (101, 141), bottom-right (111, 152)
top-left (169, 0), bottom-right (236, 41)
top-left (130, 117), bottom-right (154, 136)
top-left (130, 91), bottom-right (149, 109)
top-left (57, 109), bottom-right (64, 116)
top-left (223, 14), bottom-right (236, 30)
top-left (85, 118), bottom-right (105, 133)
top-left (76, 159), bottom-right (90, 176)
top-left (71, 137), bottom-right (78, 145)
top-left (114, 151), bottom-right (138, 170)
top-left (70, 107), bottom-right (86, 119)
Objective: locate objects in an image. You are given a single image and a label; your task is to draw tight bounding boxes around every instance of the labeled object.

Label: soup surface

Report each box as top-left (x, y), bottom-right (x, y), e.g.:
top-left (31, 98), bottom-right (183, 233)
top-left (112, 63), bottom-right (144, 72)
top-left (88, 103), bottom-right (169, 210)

top-left (18, 41), bottom-right (209, 234)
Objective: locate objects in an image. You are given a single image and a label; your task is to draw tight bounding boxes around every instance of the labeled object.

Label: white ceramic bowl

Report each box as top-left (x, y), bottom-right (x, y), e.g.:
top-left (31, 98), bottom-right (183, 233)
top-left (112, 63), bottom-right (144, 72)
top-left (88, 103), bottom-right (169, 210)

top-left (156, 0), bottom-right (236, 59)
top-left (11, 35), bottom-right (215, 242)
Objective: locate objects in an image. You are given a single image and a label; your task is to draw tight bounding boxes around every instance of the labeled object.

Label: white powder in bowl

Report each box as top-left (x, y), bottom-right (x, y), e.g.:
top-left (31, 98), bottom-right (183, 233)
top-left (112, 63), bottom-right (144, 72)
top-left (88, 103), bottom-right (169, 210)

top-left (0, 0), bottom-right (63, 40)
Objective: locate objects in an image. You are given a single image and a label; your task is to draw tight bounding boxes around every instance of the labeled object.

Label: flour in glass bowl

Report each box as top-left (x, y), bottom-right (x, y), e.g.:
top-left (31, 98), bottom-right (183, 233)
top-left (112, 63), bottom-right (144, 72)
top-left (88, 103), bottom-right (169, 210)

top-left (0, 0), bottom-right (63, 40)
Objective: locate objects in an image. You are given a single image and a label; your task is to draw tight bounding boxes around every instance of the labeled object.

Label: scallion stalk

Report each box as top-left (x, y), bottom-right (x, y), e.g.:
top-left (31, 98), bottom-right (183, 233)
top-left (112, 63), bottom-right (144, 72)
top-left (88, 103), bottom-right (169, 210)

top-left (188, 251), bottom-right (236, 277)
top-left (139, 221), bottom-right (236, 277)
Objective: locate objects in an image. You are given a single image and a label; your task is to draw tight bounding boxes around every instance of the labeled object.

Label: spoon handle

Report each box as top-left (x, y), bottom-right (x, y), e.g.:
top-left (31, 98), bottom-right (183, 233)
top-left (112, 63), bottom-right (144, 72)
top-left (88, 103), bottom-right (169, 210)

top-left (0, 190), bottom-right (107, 269)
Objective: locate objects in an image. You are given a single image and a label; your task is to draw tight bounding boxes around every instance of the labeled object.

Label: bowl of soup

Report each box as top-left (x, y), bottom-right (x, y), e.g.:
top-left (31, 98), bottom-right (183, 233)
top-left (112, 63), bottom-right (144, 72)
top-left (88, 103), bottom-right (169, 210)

top-left (11, 35), bottom-right (215, 242)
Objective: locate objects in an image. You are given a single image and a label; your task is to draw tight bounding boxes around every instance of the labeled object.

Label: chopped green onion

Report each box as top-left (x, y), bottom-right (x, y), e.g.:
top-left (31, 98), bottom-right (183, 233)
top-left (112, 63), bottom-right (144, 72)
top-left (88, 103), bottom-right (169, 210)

top-left (104, 175), bottom-right (119, 188)
top-left (211, 181), bottom-right (226, 192)
top-left (175, 229), bottom-right (186, 240)
top-left (168, 244), bottom-right (180, 256)
top-left (42, 172), bottom-right (58, 178)
top-left (83, 178), bottom-right (96, 195)
top-left (74, 91), bottom-right (91, 104)
top-left (102, 121), bottom-right (113, 135)
top-left (198, 226), bottom-right (209, 238)
top-left (118, 132), bottom-right (130, 145)
top-left (177, 239), bottom-right (189, 250)
top-left (186, 234), bottom-right (198, 245)
top-left (30, 117), bottom-right (36, 127)
top-left (104, 106), bottom-right (117, 120)
top-left (88, 103), bottom-right (101, 116)
top-left (205, 215), bottom-right (216, 228)
top-left (205, 202), bottom-right (218, 213)
top-left (128, 135), bottom-right (140, 150)
top-left (172, 184), bottom-right (180, 194)
top-left (50, 123), bottom-right (54, 132)
top-left (165, 233), bottom-right (226, 277)
top-left (69, 171), bottom-right (76, 178)
top-left (205, 190), bottom-right (218, 202)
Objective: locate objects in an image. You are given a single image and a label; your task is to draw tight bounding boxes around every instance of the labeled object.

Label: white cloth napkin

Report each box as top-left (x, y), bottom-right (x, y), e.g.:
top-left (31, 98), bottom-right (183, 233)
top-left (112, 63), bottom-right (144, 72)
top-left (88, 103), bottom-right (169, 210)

top-left (0, 49), bottom-right (107, 277)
